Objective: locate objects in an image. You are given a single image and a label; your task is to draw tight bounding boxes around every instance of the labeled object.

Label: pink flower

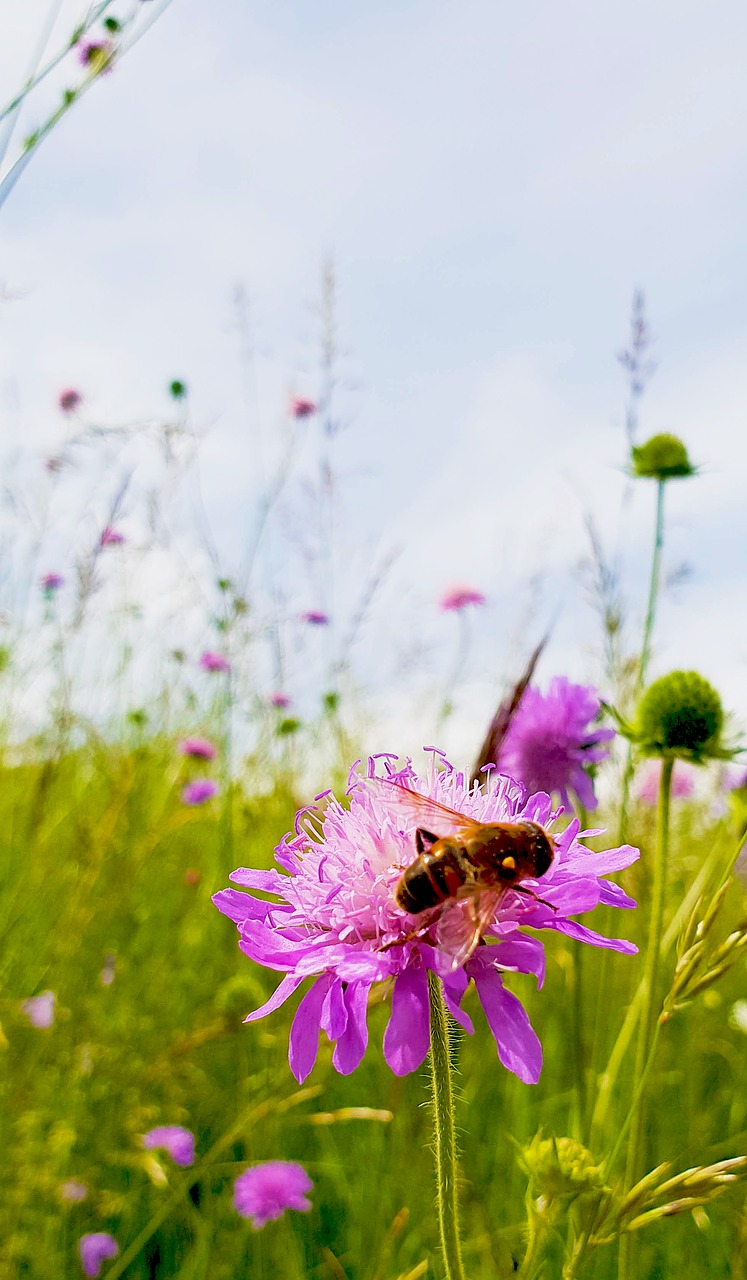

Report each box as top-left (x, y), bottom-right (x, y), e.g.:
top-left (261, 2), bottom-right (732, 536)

top-left (58, 388), bottom-right (82, 414)
top-left (77, 40), bottom-right (115, 74)
top-left (637, 760), bottom-right (697, 805)
top-left (78, 1233), bottom-right (119, 1277)
top-left (178, 736), bottom-right (217, 760)
top-left (290, 396), bottom-right (317, 419)
top-left (100, 527), bottom-right (125, 547)
top-left (269, 693), bottom-right (292, 709)
top-left (41, 573), bottom-right (64, 593)
top-left (199, 651), bottom-right (231, 673)
top-left (439, 585), bottom-right (486, 612)
top-left (233, 1161), bottom-right (313, 1228)
top-left (141, 1126), bottom-right (195, 1167)
top-left (300, 610), bottom-right (329, 626)
top-left (214, 753), bottom-right (638, 1086)
top-left (182, 779), bottom-right (219, 806)
top-left (22, 991), bottom-right (56, 1028)
top-left (60, 1179), bottom-right (88, 1203)
top-left (495, 678), bottom-right (615, 811)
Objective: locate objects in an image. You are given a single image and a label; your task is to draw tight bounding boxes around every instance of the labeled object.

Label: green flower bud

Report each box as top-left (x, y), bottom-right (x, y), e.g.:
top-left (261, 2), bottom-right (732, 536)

top-left (169, 379), bottom-right (187, 400)
top-left (631, 433), bottom-right (695, 480)
top-left (636, 671), bottom-right (724, 761)
top-left (521, 1132), bottom-right (606, 1203)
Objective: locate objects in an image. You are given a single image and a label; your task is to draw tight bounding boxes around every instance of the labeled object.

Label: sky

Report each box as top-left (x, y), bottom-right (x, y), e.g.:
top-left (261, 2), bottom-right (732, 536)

top-left (1, 0), bottom-right (746, 757)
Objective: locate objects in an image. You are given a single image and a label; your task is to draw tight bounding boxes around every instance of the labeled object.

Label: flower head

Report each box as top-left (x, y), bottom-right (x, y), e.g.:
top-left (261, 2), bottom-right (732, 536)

top-left (41, 572), bottom-right (64, 594)
top-left (636, 671), bottom-right (724, 762)
top-left (179, 735), bottom-right (217, 760)
top-left (270, 692), bottom-right (292, 709)
top-left (300, 610), bottom-right (329, 626)
top-left (77, 40), bottom-right (115, 75)
top-left (631, 433), bottom-right (695, 481)
top-left (182, 779), bottom-right (219, 806)
top-left (233, 1161), bottom-right (313, 1228)
top-left (636, 759), bottom-right (696, 805)
top-left (495, 678), bottom-right (614, 811)
top-left (199, 650), bottom-right (231, 673)
top-left (214, 754), bottom-right (638, 1086)
top-left (60, 1179), bottom-right (88, 1203)
top-left (22, 990), bottom-right (56, 1028)
top-left (290, 396), bottom-right (317, 419)
top-left (100, 527), bottom-right (125, 547)
top-left (78, 1233), bottom-right (119, 1277)
top-left (141, 1126), bottom-right (195, 1167)
top-left (58, 388), bottom-right (82, 414)
top-left (439, 585), bottom-right (486, 612)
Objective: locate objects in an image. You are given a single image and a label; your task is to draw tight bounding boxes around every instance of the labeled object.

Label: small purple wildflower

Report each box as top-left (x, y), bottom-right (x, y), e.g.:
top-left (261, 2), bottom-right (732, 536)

top-left (300, 610), bottom-right (329, 626)
top-left (179, 735), bottom-right (217, 760)
top-left (141, 1126), bottom-right (195, 1167)
top-left (496, 678), bottom-right (615, 811)
top-left (269, 692), bottom-right (292, 709)
top-left (182, 779), bottom-right (219, 806)
top-left (41, 573), bottom-right (64, 593)
top-left (233, 1161), bottom-right (313, 1228)
top-left (214, 753), bottom-right (638, 1086)
top-left (637, 759), bottom-right (696, 805)
top-left (58, 388), bottom-right (82, 414)
top-left (99, 954), bottom-right (116, 987)
top-left (100, 526), bottom-right (125, 547)
top-left (78, 1233), bottom-right (119, 1277)
top-left (290, 395), bottom-right (317, 419)
top-left (199, 651), bottom-right (231, 673)
top-left (22, 990), bottom-right (56, 1028)
top-left (439, 584), bottom-right (486, 612)
top-left (77, 40), bottom-right (115, 74)
top-left (60, 1179), bottom-right (88, 1203)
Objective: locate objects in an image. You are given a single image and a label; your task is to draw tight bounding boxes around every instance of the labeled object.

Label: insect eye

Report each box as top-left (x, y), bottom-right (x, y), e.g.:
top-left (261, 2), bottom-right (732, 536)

top-left (501, 856), bottom-right (516, 871)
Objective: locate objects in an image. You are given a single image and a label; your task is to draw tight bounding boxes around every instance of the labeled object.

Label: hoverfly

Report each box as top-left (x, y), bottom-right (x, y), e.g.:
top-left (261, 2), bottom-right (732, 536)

top-left (371, 777), bottom-right (555, 970)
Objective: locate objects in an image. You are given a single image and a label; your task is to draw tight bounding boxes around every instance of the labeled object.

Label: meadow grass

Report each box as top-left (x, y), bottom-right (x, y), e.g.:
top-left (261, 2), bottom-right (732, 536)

top-left (2, 736), bottom-right (745, 1279)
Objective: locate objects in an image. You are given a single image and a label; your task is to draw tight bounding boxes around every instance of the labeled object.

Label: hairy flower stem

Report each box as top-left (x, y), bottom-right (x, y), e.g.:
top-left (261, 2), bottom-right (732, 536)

top-left (428, 971), bottom-right (466, 1280)
top-left (618, 756), bottom-right (673, 1280)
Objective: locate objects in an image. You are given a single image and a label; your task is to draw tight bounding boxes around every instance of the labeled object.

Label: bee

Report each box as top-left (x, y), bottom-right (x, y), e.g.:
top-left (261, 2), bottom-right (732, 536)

top-left (370, 778), bottom-right (555, 969)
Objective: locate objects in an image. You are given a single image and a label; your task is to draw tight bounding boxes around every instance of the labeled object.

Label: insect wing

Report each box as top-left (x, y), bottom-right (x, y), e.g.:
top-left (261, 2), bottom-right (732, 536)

top-left (366, 777), bottom-right (482, 841)
top-left (435, 889), bottom-right (504, 971)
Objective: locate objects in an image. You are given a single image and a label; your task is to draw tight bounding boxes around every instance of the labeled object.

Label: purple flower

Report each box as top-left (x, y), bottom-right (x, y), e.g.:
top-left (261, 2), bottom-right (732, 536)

top-left (300, 610), bottom-right (329, 626)
top-left (41, 573), bottom-right (64, 593)
top-left (290, 396), bottom-right (317, 419)
top-left (199, 651), bottom-right (231, 673)
top-left (269, 692), bottom-right (292, 709)
top-left (439, 584), bottom-right (486, 612)
top-left (60, 1179), bottom-right (88, 1203)
top-left (141, 1126), bottom-right (195, 1167)
top-left (637, 759), bottom-right (696, 805)
top-left (22, 990), bottom-right (56, 1028)
top-left (179, 735), bottom-right (217, 760)
top-left (495, 678), bottom-right (615, 811)
top-left (182, 779), bottom-right (219, 806)
top-left (78, 1234), bottom-right (119, 1277)
top-left (233, 1161), bottom-right (313, 1228)
top-left (77, 40), bottom-right (115, 74)
top-left (58, 388), bottom-right (82, 414)
top-left (100, 526), bottom-right (125, 547)
top-left (214, 754), bottom-right (638, 1086)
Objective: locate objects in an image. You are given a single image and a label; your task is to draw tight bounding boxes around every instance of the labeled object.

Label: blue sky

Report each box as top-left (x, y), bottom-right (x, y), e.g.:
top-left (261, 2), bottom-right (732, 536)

top-left (1, 0), bottom-right (746, 752)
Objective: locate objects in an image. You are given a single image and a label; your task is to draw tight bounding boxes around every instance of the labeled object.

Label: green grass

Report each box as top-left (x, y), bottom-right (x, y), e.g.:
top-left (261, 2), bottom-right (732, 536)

top-left (1, 741), bottom-right (745, 1279)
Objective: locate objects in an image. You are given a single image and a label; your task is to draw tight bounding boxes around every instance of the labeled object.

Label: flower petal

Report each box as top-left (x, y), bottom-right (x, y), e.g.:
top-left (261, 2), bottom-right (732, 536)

top-left (332, 981), bottom-right (371, 1075)
top-left (441, 968), bottom-right (475, 1033)
top-left (546, 917), bottom-right (638, 953)
top-left (383, 967), bottom-right (430, 1075)
top-left (473, 964), bottom-right (542, 1084)
top-left (289, 975), bottom-right (332, 1082)
top-left (244, 973), bottom-right (305, 1023)
top-left (320, 977), bottom-right (348, 1040)
top-left (491, 934), bottom-right (546, 988)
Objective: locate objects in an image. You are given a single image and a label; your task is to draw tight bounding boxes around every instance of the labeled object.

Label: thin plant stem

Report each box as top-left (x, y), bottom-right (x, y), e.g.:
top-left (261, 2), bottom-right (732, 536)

top-left (618, 755), bottom-right (673, 1280)
top-left (570, 800), bottom-right (588, 1140)
top-left (428, 971), bottom-right (466, 1280)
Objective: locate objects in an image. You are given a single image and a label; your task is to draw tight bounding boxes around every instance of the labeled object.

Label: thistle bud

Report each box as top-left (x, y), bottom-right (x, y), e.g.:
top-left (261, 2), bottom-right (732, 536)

top-left (636, 671), bottom-right (724, 762)
top-left (631, 433), bottom-right (695, 481)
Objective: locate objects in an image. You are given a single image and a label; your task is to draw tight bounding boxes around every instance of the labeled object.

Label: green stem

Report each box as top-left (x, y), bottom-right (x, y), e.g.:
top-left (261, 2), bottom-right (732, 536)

top-left (618, 755), bottom-right (673, 1280)
top-left (428, 971), bottom-right (466, 1280)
